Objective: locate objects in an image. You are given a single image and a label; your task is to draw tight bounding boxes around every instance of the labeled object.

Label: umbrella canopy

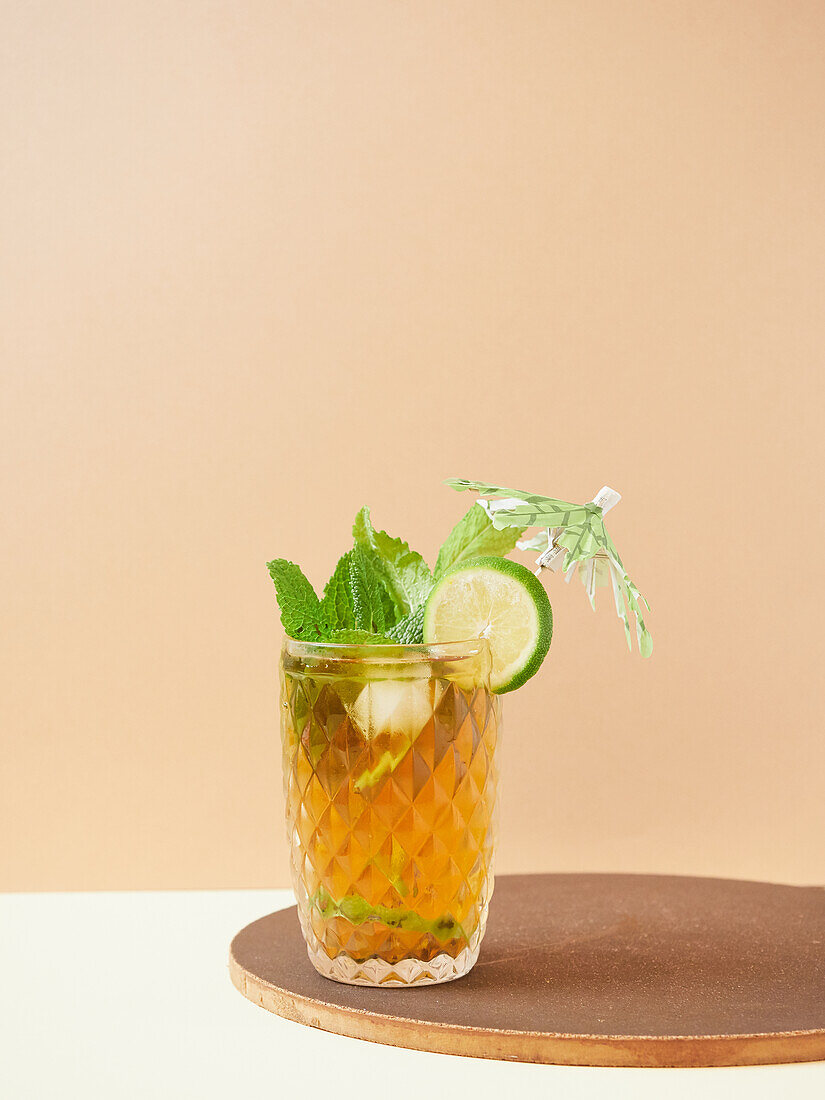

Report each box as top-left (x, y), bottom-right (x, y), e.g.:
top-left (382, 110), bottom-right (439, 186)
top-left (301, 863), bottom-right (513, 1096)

top-left (447, 478), bottom-right (652, 658)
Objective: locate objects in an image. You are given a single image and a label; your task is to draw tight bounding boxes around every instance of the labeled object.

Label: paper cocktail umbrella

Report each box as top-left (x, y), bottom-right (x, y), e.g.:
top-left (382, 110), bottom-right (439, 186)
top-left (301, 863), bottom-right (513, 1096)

top-left (447, 479), bottom-right (652, 657)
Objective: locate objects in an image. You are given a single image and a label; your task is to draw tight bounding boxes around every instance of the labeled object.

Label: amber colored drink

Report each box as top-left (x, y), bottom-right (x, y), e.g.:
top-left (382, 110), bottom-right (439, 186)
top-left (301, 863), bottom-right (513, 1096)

top-left (281, 638), bottom-right (500, 986)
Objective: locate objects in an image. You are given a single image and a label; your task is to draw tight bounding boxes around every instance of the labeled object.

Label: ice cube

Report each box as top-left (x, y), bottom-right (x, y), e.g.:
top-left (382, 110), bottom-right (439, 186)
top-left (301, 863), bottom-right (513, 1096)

top-left (347, 679), bottom-right (433, 740)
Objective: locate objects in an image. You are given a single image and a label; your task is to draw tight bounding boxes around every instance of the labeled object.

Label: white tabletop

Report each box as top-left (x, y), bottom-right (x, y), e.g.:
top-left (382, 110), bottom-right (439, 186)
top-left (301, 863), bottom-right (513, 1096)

top-left (1, 890), bottom-right (823, 1099)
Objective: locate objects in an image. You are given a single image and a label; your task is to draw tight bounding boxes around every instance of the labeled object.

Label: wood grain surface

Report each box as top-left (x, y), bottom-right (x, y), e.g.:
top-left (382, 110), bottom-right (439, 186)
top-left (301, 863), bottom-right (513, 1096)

top-left (229, 873), bottom-right (825, 1067)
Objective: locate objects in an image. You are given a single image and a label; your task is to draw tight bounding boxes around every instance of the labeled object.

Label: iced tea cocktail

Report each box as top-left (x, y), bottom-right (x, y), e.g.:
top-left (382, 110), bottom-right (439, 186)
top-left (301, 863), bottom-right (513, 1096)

top-left (281, 639), bottom-right (500, 986)
top-left (262, 491), bottom-right (601, 988)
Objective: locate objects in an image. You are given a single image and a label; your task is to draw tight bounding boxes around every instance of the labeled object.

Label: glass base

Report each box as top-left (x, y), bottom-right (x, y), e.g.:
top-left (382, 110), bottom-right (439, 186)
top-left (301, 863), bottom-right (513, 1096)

top-left (307, 942), bottom-right (481, 987)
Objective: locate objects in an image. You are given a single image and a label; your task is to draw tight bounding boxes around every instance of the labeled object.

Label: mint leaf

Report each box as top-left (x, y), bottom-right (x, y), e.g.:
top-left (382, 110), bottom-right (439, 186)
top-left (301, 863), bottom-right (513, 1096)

top-left (319, 553), bottom-right (357, 633)
top-left (266, 559), bottom-right (321, 638)
top-left (434, 502), bottom-right (526, 579)
top-left (311, 886), bottom-right (466, 942)
top-left (387, 604), bottom-right (425, 644)
top-left (348, 544), bottom-right (393, 633)
top-left (320, 548), bottom-right (395, 637)
top-left (319, 544), bottom-right (399, 641)
top-left (352, 507), bottom-right (432, 619)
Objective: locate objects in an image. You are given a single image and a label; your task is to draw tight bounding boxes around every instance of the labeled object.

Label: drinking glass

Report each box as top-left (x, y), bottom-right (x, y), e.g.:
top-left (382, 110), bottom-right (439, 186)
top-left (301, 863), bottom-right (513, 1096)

top-left (280, 638), bottom-right (501, 986)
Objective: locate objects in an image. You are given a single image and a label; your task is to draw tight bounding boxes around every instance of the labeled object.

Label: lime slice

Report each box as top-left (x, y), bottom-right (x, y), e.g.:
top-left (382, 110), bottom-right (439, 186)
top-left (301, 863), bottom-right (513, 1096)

top-left (422, 557), bottom-right (552, 693)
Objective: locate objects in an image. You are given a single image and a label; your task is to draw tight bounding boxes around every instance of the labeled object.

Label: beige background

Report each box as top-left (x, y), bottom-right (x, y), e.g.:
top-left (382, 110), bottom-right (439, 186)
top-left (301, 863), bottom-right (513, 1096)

top-left (3, 2), bottom-right (824, 892)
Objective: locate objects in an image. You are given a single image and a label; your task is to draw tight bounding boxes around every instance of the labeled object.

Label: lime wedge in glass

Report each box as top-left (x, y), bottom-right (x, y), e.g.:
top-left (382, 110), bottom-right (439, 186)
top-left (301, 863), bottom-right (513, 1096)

top-left (422, 557), bottom-right (552, 694)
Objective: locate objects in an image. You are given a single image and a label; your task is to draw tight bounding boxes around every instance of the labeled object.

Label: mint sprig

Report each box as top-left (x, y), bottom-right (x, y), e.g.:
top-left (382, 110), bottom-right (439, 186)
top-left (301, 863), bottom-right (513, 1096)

top-left (268, 500), bottom-right (528, 644)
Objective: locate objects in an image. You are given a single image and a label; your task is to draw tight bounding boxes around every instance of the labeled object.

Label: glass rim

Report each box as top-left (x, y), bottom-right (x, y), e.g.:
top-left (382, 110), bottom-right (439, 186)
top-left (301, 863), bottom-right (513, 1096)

top-left (281, 635), bottom-right (490, 665)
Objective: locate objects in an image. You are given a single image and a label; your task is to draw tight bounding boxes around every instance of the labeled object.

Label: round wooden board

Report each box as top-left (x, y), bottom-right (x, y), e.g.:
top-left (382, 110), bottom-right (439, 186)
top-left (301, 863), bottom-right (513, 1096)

top-left (229, 873), bottom-right (825, 1067)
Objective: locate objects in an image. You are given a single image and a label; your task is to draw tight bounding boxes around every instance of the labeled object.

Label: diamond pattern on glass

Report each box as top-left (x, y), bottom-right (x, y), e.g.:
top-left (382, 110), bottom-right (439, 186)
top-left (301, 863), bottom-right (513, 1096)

top-left (281, 670), bottom-right (500, 986)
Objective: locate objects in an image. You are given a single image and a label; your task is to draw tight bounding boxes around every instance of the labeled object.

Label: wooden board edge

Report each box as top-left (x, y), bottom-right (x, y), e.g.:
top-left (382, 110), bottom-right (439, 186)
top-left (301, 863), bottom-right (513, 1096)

top-left (228, 949), bottom-right (825, 1068)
